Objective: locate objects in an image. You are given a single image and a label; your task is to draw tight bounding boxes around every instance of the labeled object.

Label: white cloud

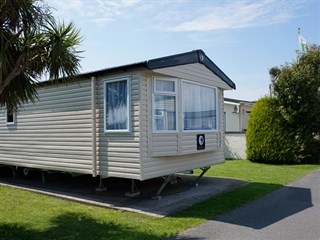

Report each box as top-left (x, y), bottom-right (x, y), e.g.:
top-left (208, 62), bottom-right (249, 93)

top-left (50, 0), bottom-right (85, 18)
top-left (167, 0), bottom-right (303, 32)
top-left (50, 0), bottom-right (306, 31)
top-left (90, 17), bottom-right (114, 26)
top-left (50, 0), bottom-right (143, 25)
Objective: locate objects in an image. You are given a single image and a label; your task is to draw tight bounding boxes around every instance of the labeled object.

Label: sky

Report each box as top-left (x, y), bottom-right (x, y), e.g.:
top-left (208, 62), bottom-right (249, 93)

top-left (49, 0), bottom-right (320, 101)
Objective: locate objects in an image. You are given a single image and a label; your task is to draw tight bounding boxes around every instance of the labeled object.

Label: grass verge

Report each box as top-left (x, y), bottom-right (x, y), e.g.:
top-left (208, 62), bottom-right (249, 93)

top-left (0, 160), bottom-right (319, 240)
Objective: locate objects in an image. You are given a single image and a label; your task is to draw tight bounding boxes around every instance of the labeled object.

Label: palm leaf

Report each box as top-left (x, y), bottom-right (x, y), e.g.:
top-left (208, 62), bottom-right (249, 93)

top-left (44, 20), bottom-right (83, 81)
top-left (0, 73), bottom-right (38, 111)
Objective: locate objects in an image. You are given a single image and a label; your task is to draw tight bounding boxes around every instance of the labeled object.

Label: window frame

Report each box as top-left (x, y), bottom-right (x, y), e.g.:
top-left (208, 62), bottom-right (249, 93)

top-left (181, 80), bottom-right (219, 132)
top-left (152, 78), bottom-right (178, 133)
top-left (103, 76), bottom-right (131, 133)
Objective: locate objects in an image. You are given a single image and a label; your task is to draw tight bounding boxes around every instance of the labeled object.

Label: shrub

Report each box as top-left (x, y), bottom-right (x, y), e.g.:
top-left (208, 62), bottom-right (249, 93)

top-left (246, 97), bottom-right (299, 164)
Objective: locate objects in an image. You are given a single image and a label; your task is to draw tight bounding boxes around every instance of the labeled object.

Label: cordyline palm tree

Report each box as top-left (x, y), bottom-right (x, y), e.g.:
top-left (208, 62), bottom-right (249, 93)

top-left (0, 0), bottom-right (82, 110)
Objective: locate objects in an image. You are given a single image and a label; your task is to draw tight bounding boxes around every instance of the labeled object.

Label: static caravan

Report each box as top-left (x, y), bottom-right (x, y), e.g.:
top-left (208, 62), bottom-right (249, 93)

top-left (0, 50), bottom-right (236, 192)
top-left (224, 98), bottom-right (255, 133)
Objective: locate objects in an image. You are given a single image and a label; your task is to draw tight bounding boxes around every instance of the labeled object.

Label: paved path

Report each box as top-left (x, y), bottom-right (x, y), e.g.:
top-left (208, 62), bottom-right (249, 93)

top-left (172, 169), bottom-right (320, 240)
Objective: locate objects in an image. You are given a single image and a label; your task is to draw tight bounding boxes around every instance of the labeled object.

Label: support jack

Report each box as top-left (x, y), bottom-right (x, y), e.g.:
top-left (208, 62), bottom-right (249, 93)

top-left (95, 177), bottom-right (107, 192)
top-left (41, 171), bottom-right (46, 184)
top-left (151, 174), bottom-right (174, 200)
top-left (125, 179), bottom-right (140, 197)
top-left (194, 166), bottom-right (210, 186)
top-left (10, 166), bottom-right (16, 179)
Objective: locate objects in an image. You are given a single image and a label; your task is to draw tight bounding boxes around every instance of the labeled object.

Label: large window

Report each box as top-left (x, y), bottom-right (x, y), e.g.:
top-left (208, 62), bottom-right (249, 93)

top-left (182, 81), bottom-right (217, 131)
top-left (104, 77), bottom-right (130, 132)
top-left (153, 78), bottom-right (177, 132)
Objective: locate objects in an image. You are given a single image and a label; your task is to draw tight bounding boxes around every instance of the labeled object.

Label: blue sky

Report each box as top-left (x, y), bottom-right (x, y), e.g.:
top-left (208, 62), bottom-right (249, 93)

top-left (50, 0), bottom-right (320, 101)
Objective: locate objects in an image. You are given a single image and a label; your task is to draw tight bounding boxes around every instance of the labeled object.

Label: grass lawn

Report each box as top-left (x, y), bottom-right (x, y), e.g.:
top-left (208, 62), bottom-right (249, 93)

top-left (0, 160), bottom-right (319, 240)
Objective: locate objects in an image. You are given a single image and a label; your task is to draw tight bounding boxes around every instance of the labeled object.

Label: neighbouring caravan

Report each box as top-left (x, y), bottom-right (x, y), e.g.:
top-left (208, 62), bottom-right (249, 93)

top-left (0, 50), bottom-right (236, 185)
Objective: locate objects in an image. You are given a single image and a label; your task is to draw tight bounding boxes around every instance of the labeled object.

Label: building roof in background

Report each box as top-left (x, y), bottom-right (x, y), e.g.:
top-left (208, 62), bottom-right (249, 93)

top-left (224, 97), bottom-right (256, 104)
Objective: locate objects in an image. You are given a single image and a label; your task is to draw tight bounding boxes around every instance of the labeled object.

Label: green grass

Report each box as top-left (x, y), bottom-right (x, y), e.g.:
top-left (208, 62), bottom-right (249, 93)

top-left (0, 160), bottom-right (319, 240)
top-left (197, 160), bottom-right (319, 184)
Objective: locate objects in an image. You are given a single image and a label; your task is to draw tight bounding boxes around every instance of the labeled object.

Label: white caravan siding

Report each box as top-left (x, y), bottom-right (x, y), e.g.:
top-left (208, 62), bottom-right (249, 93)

top-left (152, 63), bottom-right (232, 90)
top-left (140, 69), bottom-right (226, 180)
top-left (0, 80), bottom-right (94, 174)
top-left (95, 72), bottom-right (142, 179)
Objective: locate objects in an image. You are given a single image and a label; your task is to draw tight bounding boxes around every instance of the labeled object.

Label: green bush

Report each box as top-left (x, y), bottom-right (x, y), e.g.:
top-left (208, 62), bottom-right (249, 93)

top-left (246, 97), bottom-right (299, 164)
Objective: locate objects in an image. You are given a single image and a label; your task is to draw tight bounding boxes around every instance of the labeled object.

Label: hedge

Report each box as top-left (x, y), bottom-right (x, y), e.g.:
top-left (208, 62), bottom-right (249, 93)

top-left (246, 97), bottom-right (299, 164)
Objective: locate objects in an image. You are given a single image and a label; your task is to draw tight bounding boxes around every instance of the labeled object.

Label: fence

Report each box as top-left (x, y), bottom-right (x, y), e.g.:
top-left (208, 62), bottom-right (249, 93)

top-left (225, 132), bottom-right (246, 159)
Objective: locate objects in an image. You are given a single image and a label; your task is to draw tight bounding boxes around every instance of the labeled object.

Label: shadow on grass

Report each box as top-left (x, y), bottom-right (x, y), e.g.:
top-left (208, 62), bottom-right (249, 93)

top-left (0, 212), bottom-right (166, 240)
top-left (171, 183), bottom-right (282, 220)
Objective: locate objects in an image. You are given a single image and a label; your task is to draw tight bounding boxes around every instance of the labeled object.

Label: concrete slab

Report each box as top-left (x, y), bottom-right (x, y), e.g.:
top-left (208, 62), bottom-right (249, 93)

top-left (0, 168), bottom-right (248, 217)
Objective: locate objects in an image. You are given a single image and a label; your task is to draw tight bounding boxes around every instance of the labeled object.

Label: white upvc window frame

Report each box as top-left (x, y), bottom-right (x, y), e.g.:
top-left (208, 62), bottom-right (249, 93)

top-left (104, 76), bottom-right (131, 133)
top-left (6, 106), bottom-right (15, 125)
top-left (152, 77), bottom-right (178, 133)
top-left (182, 80), bottom-right (219, 132)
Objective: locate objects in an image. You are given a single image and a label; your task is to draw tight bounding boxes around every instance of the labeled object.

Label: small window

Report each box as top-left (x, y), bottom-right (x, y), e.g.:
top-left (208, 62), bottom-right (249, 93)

top-left (153, 78), bottom-right (177, 132)
top-left (6, 106), bottom-right (15, 125)
top-left (104, 76), bottom-right (130, 132)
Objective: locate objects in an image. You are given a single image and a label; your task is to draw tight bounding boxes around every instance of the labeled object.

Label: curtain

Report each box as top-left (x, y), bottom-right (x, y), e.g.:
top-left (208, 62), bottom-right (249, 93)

top-left (155, 80), bottom-right (175, 92)
top-left (154, 95), bottom-right (176, 131)
top-left (182, 82), bottom-right (216, 130)
top-left (153, 79), bottom-right (177, 131)
top-left (106, 80), bottom-right (128, 130)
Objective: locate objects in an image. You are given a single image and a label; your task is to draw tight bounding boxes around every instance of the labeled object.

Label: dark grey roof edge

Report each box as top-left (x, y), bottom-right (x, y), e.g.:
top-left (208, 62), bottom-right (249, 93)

top-left (146, 49), bottom-right (235, 89)
top-left (146, 50), bottom-right (199, 69)
top-left (40, 50), bottom-right (236, 89)
top-left (197, 50), bottom-right (236, 90)
top-left (78, 61), bottom-right (147, 78)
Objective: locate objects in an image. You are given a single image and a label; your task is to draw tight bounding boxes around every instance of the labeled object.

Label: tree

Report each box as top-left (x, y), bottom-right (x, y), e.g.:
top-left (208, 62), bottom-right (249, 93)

top-left (0, 0), bottom-right (82, 110)
top-left (268, 46), bottom-right (320, 162)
